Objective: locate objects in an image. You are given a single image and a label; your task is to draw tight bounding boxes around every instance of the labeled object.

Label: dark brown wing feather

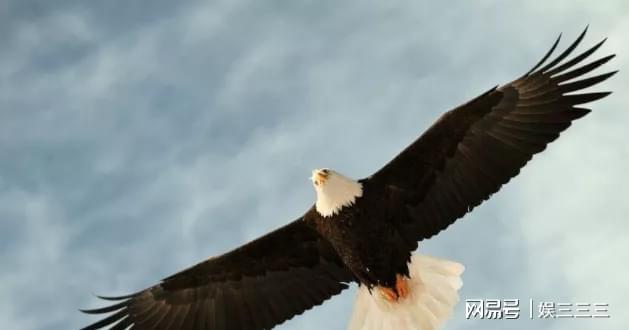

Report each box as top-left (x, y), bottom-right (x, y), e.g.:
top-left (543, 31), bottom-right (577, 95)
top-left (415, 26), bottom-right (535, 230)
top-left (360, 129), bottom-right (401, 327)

top-left (80, 215), bottom-right (353, 330)
top-left (365, 27), bottom-right (616, 247)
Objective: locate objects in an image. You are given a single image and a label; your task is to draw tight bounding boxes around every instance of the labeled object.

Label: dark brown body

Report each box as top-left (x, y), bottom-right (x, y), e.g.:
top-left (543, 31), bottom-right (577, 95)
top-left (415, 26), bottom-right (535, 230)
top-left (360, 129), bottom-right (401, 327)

top-left (304, 182), bottom-right (414, 289)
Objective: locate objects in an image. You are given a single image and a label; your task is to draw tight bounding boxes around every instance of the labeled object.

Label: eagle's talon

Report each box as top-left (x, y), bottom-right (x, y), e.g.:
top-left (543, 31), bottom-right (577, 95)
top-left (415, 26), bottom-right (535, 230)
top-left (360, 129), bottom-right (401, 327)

top-left (378, 274), bottom-right (410, 302)
top-left (378, 287), bottom-right (398, 302)
top-left (396, 274), bottom-right (409, 299)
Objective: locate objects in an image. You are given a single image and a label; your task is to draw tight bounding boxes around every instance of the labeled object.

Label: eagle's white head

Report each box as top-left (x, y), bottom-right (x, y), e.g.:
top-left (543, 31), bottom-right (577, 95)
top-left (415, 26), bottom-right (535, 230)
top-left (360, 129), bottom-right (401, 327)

top-left (311, 168), bottom-right (363, 217)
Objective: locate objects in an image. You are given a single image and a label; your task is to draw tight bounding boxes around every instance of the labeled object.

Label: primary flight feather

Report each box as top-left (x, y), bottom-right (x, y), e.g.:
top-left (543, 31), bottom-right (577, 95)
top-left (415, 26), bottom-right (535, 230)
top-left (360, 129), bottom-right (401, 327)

top-left (81, 27), bottom-right (616, 330)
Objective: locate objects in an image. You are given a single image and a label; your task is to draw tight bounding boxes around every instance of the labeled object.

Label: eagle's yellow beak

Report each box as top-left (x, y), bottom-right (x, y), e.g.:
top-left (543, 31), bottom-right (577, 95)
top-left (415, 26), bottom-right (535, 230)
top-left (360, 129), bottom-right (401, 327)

top-left (311, 169), bottom-right (330, 186)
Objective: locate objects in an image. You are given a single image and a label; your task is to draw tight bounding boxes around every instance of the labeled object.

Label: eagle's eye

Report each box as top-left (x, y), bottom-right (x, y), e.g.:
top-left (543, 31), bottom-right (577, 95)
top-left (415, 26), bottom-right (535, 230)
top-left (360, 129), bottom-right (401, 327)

top-left (321, 169), bottom-right (329, 174)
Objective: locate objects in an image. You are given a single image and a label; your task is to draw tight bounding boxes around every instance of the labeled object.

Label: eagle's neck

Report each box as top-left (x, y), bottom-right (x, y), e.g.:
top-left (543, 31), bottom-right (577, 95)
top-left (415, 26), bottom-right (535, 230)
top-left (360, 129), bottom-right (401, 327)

top-left (315, 174), bottom-right (363, 218)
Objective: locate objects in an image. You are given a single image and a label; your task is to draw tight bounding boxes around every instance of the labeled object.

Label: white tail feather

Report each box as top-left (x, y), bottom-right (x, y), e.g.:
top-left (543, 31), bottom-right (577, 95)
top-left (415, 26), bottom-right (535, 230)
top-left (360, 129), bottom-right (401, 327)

top-left (348, 254), bottom-right (464, 330)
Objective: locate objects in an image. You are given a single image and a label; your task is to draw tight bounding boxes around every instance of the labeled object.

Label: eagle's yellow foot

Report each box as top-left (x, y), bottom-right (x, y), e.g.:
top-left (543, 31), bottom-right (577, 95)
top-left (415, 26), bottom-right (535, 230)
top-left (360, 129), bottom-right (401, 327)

top-left (396, 274), bottom-right (409, 299)
top-left (378, 274), bottom-right (410, 302)
top-left (378, 287), bottom-right (398, 302)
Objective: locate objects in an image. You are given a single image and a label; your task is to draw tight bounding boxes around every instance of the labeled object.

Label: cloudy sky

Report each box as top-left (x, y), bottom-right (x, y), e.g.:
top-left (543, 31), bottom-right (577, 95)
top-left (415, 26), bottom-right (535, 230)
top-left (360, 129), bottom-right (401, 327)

top-left (1, 1), bottom-right (627, 329)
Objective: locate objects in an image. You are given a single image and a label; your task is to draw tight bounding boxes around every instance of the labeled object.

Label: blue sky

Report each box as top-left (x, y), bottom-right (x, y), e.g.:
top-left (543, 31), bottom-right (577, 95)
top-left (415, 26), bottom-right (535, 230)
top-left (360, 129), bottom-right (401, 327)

top-left (1, 1), bottom-right (627, 329)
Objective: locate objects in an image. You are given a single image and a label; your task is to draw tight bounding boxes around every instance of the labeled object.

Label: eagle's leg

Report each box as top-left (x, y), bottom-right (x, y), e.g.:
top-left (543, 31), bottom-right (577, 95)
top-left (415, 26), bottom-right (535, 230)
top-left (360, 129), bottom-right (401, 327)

top-left (378, 274), bottom-right (409, 302)
top-left (378, 287), bottom-right (398, 302)
top-left (395, 273), bottom-right (409, 298)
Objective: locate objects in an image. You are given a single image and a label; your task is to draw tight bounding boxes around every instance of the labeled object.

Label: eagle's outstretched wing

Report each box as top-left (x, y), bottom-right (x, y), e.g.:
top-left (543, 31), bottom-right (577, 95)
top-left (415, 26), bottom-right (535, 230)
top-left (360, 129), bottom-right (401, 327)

top-left (365, 27), bottom-right (616, 249)
top-left (81, 215), bottom-right (353, 330)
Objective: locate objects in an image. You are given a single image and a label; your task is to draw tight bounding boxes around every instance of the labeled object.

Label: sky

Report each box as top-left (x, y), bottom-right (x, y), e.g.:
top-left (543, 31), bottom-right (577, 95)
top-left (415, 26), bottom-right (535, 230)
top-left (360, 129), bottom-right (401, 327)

top-left (0, 1), bottom-right (627, 329)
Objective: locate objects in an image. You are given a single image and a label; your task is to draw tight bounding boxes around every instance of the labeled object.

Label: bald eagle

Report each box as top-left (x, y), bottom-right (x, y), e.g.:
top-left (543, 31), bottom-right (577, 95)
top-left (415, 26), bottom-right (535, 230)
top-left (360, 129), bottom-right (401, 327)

top-left (81, 28), bottom-right (616, 330)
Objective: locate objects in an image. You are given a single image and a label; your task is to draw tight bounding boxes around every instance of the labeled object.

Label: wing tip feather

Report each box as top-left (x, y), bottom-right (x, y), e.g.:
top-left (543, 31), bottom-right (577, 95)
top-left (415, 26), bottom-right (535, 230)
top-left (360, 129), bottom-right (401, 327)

top-left (522, 32), bottom-right (562, 77)
top-left (523, 26), bottom-right (615, 80)
top-left (79, 302), bottom-right (127, 315)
